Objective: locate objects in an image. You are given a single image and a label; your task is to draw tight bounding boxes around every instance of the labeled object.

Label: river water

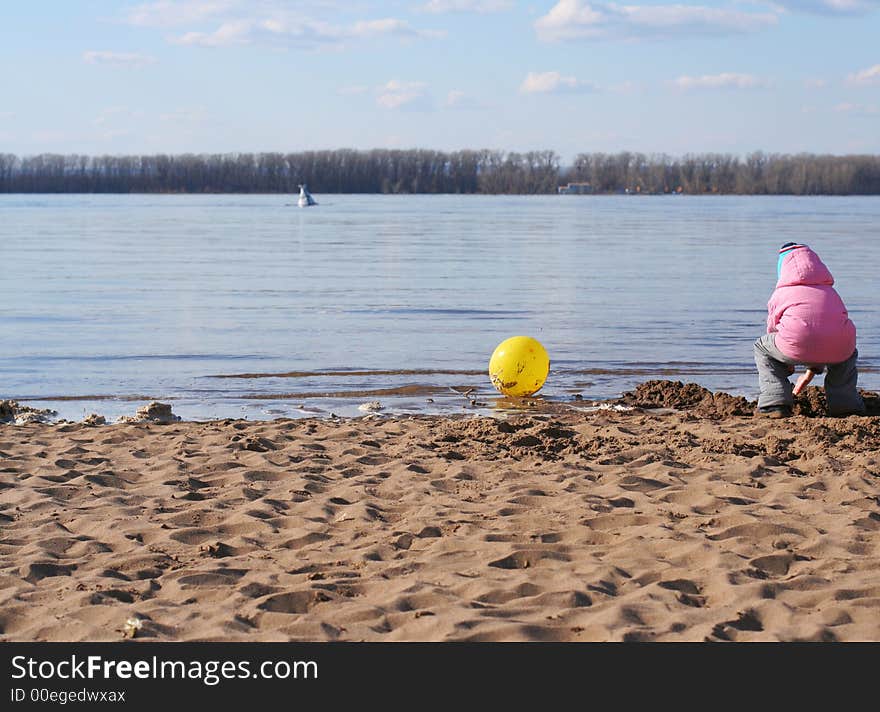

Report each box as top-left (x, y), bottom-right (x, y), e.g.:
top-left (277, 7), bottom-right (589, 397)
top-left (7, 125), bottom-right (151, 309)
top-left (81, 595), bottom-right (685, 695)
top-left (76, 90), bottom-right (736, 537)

top-left (1, 194), bottom-right (877, 421)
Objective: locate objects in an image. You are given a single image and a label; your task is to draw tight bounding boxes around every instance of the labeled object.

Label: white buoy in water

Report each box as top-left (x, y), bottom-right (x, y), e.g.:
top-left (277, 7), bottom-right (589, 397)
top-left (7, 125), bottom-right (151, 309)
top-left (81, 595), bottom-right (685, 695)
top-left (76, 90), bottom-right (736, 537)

top-left (297, 183), bottom-right (317, 207)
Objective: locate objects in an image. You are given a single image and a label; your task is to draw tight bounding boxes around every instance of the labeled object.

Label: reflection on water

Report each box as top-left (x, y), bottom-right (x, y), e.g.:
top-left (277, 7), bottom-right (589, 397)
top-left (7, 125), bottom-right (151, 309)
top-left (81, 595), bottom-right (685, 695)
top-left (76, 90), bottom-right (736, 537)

top-left (1, 194), bottom-right (878, 421)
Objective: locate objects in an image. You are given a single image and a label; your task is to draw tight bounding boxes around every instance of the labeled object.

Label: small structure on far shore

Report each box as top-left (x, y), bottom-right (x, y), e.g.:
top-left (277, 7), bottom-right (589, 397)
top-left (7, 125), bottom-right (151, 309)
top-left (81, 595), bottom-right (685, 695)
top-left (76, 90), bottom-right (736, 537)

top-left (557, 182), bottom-right (593, 195)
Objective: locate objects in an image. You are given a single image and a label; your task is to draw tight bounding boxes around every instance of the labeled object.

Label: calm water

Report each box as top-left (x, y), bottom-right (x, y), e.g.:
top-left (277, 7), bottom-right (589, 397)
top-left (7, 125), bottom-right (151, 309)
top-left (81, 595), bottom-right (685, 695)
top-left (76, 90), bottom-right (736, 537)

top-left (1, 194), bottom-right (878, 421)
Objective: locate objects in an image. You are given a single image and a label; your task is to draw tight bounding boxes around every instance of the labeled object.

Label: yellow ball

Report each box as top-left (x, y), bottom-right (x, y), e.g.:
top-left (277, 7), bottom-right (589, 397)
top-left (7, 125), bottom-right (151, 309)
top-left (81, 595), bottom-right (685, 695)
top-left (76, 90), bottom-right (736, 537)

top-left (489, 336), bottom-right (550, 397)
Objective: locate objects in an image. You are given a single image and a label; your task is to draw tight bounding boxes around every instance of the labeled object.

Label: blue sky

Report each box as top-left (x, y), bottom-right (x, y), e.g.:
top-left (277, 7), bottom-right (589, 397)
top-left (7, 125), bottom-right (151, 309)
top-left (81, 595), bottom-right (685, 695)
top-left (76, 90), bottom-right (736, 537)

top-left (0, 0), bottom-right (878, 161)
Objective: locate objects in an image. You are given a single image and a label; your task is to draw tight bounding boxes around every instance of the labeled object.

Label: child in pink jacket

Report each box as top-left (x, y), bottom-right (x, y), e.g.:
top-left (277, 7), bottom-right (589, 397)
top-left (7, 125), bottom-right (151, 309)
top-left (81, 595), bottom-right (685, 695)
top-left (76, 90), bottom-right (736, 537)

top-left (755, 242), bottom-right (864, 417)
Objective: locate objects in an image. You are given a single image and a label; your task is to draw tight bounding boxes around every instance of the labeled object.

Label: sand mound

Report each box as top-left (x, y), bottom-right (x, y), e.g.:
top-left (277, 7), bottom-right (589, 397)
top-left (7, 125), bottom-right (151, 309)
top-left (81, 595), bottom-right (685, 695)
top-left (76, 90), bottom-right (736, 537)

top-left (616, 381), bottom-right (755, 418)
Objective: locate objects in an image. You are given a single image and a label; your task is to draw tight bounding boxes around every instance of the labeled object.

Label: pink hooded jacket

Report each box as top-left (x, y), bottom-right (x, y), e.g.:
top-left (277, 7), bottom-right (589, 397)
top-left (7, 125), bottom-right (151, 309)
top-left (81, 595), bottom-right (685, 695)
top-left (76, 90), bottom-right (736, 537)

top-left (767, 245), bottom-right (856, 365)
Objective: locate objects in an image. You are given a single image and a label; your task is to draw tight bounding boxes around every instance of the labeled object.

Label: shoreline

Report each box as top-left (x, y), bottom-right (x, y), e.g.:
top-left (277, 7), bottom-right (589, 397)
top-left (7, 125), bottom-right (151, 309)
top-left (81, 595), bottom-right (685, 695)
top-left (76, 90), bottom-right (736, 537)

top-left (3, 378), bottom-right (879, 426)
top-left (2, 381), bottom-right (879, 642)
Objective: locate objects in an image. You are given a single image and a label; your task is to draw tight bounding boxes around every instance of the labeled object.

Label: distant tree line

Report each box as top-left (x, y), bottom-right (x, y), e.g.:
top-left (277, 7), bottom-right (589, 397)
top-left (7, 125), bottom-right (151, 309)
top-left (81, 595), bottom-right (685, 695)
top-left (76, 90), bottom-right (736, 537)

top-left (1, 150), bottom-right (879, 195)
top-left (568, 152), bottom-right (880, 195)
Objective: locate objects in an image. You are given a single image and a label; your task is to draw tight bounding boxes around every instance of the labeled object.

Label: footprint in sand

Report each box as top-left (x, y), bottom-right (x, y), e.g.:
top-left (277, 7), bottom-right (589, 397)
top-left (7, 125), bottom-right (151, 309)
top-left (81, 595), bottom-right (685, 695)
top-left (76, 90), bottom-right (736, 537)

top-left (258, 590), bottom-right (331, 614)
top-left (618, 475), bottom-right (670, 492)
top-left (709, 609), bottom-right (764, 640)
top-left (21, 562), bottom-right (76, 583)
top-left (476, 583), bottom-right (543, 604)
top-left (488, 550), bottom-right (570, 569)
top-left (749, 553), bottom-right (795, 577)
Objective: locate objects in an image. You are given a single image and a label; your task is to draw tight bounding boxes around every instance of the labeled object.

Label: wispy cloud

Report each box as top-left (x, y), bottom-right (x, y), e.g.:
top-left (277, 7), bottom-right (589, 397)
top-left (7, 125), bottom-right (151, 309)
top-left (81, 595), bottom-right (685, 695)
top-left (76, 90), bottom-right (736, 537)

top-left (847, 64), bottom-right (880, 86)
top-left (419, 0), bottom-right (513, 12)
top-left (376, 80), bottom-right (428, 109)
top-left (83, 51), bottom-right (157, 67)
top-left (124, 1), bottom-right (443, 49)
top-left (672, 72), bottom-right (771, 90)
top-left (804, 78), bottom-right (828, 89)
top-left (351, 18), bottom-right (442, 39)
top-left (173, 17), bottom-right (441, 47)
top-left (771, 0), bottom-right (879, 16)
top-left (520, 71), bottom-right (600, 93)
top-left (535, 0), bottom-right (778, 41)
top-left (174, 20), bottom-right (260, 46)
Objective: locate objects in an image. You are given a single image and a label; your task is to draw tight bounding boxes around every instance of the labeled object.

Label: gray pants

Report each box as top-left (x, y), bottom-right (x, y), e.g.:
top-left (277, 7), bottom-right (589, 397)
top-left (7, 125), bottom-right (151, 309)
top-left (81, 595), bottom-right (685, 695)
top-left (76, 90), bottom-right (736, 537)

top-left (754, 334), bottom-right (864, 414)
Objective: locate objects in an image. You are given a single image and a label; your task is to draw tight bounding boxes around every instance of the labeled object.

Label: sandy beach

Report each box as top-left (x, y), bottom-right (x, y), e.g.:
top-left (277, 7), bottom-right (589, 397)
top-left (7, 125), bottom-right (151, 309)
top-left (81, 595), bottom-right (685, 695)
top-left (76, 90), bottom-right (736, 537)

top-left (1, 381), bottom-right (879, 642)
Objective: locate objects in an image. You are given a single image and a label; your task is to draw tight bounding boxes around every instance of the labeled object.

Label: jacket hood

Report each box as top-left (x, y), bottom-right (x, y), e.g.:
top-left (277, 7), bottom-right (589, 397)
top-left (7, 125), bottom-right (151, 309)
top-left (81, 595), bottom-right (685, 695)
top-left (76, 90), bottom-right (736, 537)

top-left (776, 246), bottom-right (834, 288)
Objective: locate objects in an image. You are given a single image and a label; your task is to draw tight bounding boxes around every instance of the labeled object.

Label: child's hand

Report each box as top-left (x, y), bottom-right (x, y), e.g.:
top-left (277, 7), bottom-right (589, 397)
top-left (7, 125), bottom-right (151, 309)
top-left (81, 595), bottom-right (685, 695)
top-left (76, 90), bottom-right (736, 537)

top-left (793, 369), bottom-right (815, 396)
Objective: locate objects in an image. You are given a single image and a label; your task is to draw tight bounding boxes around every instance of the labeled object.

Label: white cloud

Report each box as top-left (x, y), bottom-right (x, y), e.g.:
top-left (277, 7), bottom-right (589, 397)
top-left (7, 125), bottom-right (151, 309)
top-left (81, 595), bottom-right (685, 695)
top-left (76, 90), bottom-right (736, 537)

top-left (535, 0), bottom-right (778, 41)
top-left (83, 51), bottom-right (157, 67)
top-left (419, 0), bottom-right (513, 12)
top-left (672, 73), bottom-right (770, 90)
top-left (520, 71), bottom-right (600, 93)
top-left (804, 78), bottom-right (827, 89)
top-left (847, 64), bottom-right (880, 86)
top-left (376, 80), bottom-right (427, 109)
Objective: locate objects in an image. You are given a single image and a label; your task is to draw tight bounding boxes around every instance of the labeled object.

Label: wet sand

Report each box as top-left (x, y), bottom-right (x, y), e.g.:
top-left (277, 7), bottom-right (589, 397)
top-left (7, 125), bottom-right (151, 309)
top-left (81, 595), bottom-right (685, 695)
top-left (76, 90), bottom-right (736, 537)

top-left (1, 382), bottom-right (879, 642)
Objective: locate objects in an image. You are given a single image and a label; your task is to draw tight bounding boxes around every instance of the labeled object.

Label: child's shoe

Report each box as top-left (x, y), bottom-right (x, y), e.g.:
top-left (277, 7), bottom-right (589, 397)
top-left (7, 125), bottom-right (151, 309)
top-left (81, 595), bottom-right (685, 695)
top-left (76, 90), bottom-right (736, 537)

top-left (757, 405), bottom-right (793, 419)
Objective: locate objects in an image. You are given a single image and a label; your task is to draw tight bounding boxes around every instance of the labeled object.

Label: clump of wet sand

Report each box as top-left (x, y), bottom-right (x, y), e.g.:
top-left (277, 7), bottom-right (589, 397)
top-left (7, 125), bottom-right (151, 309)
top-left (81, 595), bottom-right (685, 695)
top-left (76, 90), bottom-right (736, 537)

top-left (116, 402), bottom-right (181, 424)
top-left (792, 387), bottom-right (880, 417)
top-left (615, 380), bottom-right (754, 418)
top-left (615, 379), bottom-right (880, 419)
top-left (0, 400), bottom-right (57, 425)
top-left (82, 413), bottom-right (107, 426)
